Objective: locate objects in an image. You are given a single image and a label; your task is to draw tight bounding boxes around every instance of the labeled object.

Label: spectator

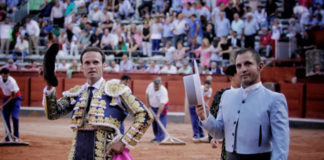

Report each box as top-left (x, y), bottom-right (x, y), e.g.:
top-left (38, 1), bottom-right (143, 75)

top-left (189, 14), bottom-right (203, 47)
top-left (100, 29), bottom-right (114, 54)
top-left (151, 16), bottom-right (163, 56)
top-left (224, 2), bottom-right (237, 22)
top-left (265, 0), bottom-right (278, 24)
top-left (160, 41), bottom-right (176, 62)
top-left (231, 13), bottom-right (244, 38)
top-left (101, 15), bottom-right (114, 32)
top-left (254, 5), bottom-right (267, 28)
top-left (217, 36), bottom-right (233, 63)
top-left (197, 0), bottom-right (211, 21)
top-left (26, 17), bottom-right (40, 55)
top-left (182, 3), bottom-right (196, 19)
top-left (243, 13), bottom-right (259, 49)
top-left (1, 59), bottom-right (17, 71)
top-left (173, 41), bottom-right (189, 67)
top-left (120, 55), bottom-right (133, 72)
top-left (282, 0), bottom-right (296, 18)
top-left (160, 61), bottom-right (178, 74)
top-left (21, 61), bottom-right (40, 71)
top-left (146, 60), bottom-right (160, 73)
top-left (0, 17), bottom-right (13, 55)
top-left (133, 28), bottom-right (142, 48)
top-left (39, 0), bottom-right (55, 18)
top-left (102, 8), bottom-right (114, 23)
top-left (271, 18), bottom-right (282, 41)
top-left (307, 64), bottom-right (324, 76)
top-left (209, 61), bottom-right (223, 75)
top-left (312, 13), bottom-right (324, 29)
top-left (66, 59), bottom-right (80, 78)
top-left (138, 0), bottom-right (153, 17)
top-left (115, 36), bottom-right (127, 57)
top-left (178, 60), bottom-right (193, 74)
top-left (51, 24), bottom-right (60, 37)
top-left (172, 13), bottom-right (187, 46)
top-left (90, 27), bottom-right (102, 47)
top-left (89, 5), bottom-right (103, 27)
top-left (104, 60), bottom-right (120, 72)
top-left (313, 3), bottom-right (324, 18)
top-left (195, 38), bottom-right (216, 69)
top-left (171, 0), bottom-right (182, 13)
top-left (134, 59), bottom-right (148, 72)
top-left (227, 30), bottom-right (241, 48)
top-left (50, 1), bottom-right (65, 28)
top-left (40, 21), bottom-right (53, 44)
top-left (258, 28), bottom-right (272, 57)
top-left (117, 0), bottom-right (134, 19)
top-left (64, 0), bottom-right (75, 25)
top-left (142, 20), bottom-right (152, 57)
top-left (78, 31), bottom-right (91, 51)
top-left (287, 18), bottom-right (302, 38)
top-left (128, 37), bottom-right (140, 57)
top-left (162, 17), bottom-right (173, 46)
top-left (12, 36), bottom-right (28, 62)
top-left (57, 59), bottom-right (70, 71)
top-left (215, 12), bottom-right (231, 38)
top-left (203, 23), bottom-right (216, 44)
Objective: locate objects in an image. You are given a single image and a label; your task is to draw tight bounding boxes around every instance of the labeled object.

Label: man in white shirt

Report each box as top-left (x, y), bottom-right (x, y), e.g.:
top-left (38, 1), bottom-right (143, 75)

top-left (50, 1), bottom-right (65, 28)
top-left (13, 36), bottom-right (29, 61)
top-left (254, 6), bottom-right (267, 28)
top-left (146, 77), bottom-right (169, 143)
top-left (104, 60), bottom-right (120, 72)
top-left (25, 18), bottom-right (40, 55)
top-left (0, 68), bottom-right (22, 142)
top-left (172, 13), bottom-right (187, 46)
top-left (160, 61), bottom-right (177, 74)
top-left (243, 13), bottom-right (259, 49)
top-left (231, 13), bottom-right (244, 38)
top-left (0, 18), bottom-right (13, 55)
top-left (88, 5), bottom-right (104, 27)
top-left (117, 0), bottom-right (134, 19)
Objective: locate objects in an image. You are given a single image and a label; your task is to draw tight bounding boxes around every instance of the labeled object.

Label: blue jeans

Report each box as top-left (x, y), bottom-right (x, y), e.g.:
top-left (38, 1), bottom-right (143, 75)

top-left (189, 106), bottom-right (204, 138)
top-left (2, 96), bottom-right (21, 141)
top-left (12, 50), bottom-right (27, 61)
top-left (151, 106), bottom-right (168, 141)
top-left (152, 39), bottom-right (161, 56)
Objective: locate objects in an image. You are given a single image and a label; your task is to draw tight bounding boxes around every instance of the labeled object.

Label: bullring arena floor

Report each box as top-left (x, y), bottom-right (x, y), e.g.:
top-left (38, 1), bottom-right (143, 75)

top-left (1, 117), bottom-right (324, 160)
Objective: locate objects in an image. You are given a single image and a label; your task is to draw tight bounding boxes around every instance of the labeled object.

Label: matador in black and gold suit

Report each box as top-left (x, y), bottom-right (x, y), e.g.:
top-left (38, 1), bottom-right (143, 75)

top-left (43, 79), bottom-right (153, 160)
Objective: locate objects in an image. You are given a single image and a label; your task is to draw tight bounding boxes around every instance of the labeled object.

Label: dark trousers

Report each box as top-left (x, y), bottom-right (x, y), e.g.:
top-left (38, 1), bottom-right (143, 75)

top-left (138, 1), bottom-right (153, 17)
top-left (152, 39), bottom-right (161, 56)
top-left (244, 34), bottom-right (255, 49)
top-left (189, 106), bottom-right (205, 138)
top-left (2, 96), bottom-right (21, 141)
top-left (151, 106), bottom-right (168, 141)
top-left (226, 151), bottom-right (271, 160)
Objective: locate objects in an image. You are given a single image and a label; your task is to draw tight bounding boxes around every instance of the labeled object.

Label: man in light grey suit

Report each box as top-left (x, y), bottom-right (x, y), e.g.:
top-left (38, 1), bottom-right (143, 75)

top-left (196, 48), bottom-right (289, 160)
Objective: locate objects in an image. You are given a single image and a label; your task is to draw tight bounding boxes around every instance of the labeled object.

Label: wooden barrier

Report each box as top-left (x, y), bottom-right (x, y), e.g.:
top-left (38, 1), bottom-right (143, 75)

top-left (279, 83), bottom-right (304, 118)
top-left (305, 83), bottom-right (324, 119)
top-left (167, 80), bottom-right (186, 112)
top-left (132, 79), bottom-right (152, 104)
top-left (262, 67), bottom-right (296, 83)
top-left (12, 77), bottom-right (30, 106)
top-left (29, 77), bottom-right (64, 107)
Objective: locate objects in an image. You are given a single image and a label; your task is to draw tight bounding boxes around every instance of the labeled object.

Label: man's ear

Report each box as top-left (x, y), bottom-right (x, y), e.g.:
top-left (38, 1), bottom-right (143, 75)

top-left (258, 62), bottom-right (264, 71)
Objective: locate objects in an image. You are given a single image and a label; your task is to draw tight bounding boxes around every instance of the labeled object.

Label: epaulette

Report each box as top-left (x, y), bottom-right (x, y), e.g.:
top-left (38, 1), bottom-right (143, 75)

top-left (104, 79), bottom-right (130, 97)
top-left (62, 85), bottom-right (86, 97)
